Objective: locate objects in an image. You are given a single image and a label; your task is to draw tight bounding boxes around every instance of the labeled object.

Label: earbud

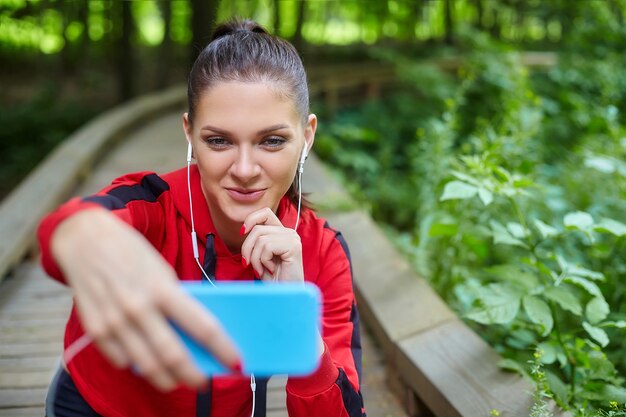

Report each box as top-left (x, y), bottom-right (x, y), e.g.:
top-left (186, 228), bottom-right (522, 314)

top-left (187, 143), bottom-right (193, 163)
top-left (298, 146), bottom-right (307, 174)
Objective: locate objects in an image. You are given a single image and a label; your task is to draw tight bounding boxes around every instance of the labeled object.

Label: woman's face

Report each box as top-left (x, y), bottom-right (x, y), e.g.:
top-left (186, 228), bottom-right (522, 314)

top-left (183, 81), bottom-right (316, 227)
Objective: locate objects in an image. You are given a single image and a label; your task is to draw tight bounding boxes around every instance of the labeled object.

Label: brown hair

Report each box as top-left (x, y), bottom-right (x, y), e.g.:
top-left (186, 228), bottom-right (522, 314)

top-left (187, 19), bottom-right (310, 207)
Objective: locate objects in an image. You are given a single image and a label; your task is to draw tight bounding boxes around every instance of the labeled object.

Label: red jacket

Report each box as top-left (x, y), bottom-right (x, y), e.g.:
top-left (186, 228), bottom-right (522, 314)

top-left (38, 166), bottom-right (366, 417)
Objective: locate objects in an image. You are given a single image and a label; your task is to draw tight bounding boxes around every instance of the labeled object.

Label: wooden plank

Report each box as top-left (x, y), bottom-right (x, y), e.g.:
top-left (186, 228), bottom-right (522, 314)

top-left (0, 388), bottom-right (47, 408)
top-left (0, 407), bottom-right (43, 417)
top-left (0, 371), bottom-right (53, 389)
top-left (0, 356), bottom-right (60, 372)
top-left (396, 319), bottom-right (570, 417)
top-left (0, 342), bottom-right (62, 358)
top-left (324, 211), bottom-right (456, 352)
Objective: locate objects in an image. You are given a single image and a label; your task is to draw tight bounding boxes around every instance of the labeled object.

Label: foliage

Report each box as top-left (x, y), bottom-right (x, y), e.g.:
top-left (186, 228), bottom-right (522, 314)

top-left (316, 1), bottom-right (626, 415)
top-left (0, 85), bottom-right (100, 198)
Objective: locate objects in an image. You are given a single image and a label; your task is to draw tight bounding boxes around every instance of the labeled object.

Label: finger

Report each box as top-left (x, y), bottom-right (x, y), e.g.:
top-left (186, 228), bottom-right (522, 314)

top-left (72, 273), bottom-right (131, 368)
top-left (242, 207), bottom-right (282, 235)
top-left (248, 233), bottom-right (279, 277)
top-left (160, 286), bottom-right (241, 373)
top-left (96, 338), bottom-right (128, 368)
top-left (106, 281), bottom-right (177, 391)
top-left (260, 263), bottom-right (280, 282)
top-left (115, 320), bottom-right (177, 391)
top-left (241, 224), bottom-right (285, 272)
top-left (137, 306), bottom-right (207, 389)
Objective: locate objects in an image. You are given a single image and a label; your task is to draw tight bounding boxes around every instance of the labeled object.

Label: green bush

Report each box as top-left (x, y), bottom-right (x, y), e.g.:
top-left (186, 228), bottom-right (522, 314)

top-left (316, 2), bottom-right (626, 414)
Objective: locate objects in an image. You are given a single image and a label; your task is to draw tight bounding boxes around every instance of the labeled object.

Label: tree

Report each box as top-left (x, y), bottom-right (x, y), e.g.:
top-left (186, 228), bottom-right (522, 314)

top-left (116, 0), bottom-right (134, 101)
top-left (156, 0), bottom-right (172, 89)
top-left (292, 0), bottom-right (307, 51)
top-left (444, 0), bottom-right (454, 45)
top-left (189, 0), bottom-right (220, 67)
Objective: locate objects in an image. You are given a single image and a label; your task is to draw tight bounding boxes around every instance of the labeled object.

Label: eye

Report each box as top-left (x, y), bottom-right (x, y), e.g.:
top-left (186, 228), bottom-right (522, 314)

top-left (204, 137), bottom-right (231, 149)
top-left (261, 136), bottom-right (287, 149)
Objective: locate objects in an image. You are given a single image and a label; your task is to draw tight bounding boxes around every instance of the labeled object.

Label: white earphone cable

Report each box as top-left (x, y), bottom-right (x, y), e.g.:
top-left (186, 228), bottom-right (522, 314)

top-left (187, 151), bottom-right (216, 287)
top-left (294, 168), bottom-right (303, 230)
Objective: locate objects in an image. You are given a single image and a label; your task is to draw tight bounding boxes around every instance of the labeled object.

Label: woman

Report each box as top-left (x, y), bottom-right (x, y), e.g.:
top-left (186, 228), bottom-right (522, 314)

top-left (38, 19), bottom-right (365, 417)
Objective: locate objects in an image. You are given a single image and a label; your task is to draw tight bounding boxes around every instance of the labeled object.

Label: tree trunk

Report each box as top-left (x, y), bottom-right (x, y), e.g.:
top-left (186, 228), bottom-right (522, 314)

top-left (611, 0), bottom-right (624, 24)
top-left (489, 6), bottom-right (501, 39)
top-left (292, 0), bottom-right (307, 51)
top-left (273, 0), bottom-right (281, 35)
top-left (443, 0), bottom-right (454, 45)
top-left (515, 0), bottom-right (526, 41)
top-left (117, 0), bottom-right (134, 102)
top-left (473, 0), bottom-right (484, 30)
top-left (59, 0), bottom-right (74, 77)
top-left (156, 0), bottom-right (172, 89)
top-left (189, 0), bottom-right (220, 68)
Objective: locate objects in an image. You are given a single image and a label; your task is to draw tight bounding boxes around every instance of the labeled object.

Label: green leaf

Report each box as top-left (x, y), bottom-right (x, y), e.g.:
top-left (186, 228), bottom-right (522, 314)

top-left (601, 384), bottom-right (626, 403)
top-left (546, 371), bottom-right (569, 405)
top-left (440, 180), bottom-right (478, 201)
top-left (568, 265), bottom-right (605, 281)
top-left (584, 155), bottom-right (616, 174)
top-left (493, 166), bottom-right (511, 182)
top-left (586, 297), bottom-right (610, 324)
top-left (583, 321), bottom-right (609, 347)
top-left (465, 283), bottom-right (522, 325)
top-left (594, 218), bottom-right (626, 237)
top-left (498, 358), bottom-right (529, 379)
top-left (506, 222), bottom-right (528, 239)
top-left (564, 211), bottom-right (594, 230)
top-left (477, 188), bottom-right (494, 206)
top-left (601, 320), bottom-right (626, 329)
top-left (544, 286), bottom-right (582, 316)
top-left (537, 341), bottom-right (560, 364)
top-left (451, 171), bottom-right (480, 186)
top-left (563, 276), bottom-right (603, 298)
top-left (523, 295), bottom-right (553, 336)
top-left (485, 264), bottom-right (539, 292)
top-left (429, 222), bottom-right (458, 237)
top-left (533, 219), bottom-right (558, 239)
top-left (490, 220), bottom-right (528, 248)
top-left (587, 350), bottom-right (616, 380)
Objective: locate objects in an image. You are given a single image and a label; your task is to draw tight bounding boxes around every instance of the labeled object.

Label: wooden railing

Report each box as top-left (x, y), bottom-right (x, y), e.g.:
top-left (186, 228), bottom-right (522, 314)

top-left (0, 56), bottom-right (566, 417)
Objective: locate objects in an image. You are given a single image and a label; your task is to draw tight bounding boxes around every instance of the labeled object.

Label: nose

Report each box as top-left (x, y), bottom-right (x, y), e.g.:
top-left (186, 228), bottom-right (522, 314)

top-left (230, 146), bottom-right (260, 183)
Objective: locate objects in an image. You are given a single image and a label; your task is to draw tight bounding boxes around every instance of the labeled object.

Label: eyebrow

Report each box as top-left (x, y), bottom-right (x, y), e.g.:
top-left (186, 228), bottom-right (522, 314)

top-left (200, 124), bottom-right (291, 136)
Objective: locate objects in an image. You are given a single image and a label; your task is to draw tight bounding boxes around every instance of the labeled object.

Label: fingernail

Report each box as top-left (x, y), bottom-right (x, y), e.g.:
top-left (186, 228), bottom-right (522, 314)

top-left (230, 359), bottom-right (243, 374)
top-left (241, 257), bottom-right (247, 268)
top-left (253, 269), bottom-right (260, 279)
top-left (239, 224), bottom-right (246, 236)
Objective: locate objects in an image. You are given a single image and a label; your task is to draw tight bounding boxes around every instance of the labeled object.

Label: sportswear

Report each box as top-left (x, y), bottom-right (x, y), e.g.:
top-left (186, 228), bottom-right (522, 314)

top-left (38, 166), bottom-right (366, 417)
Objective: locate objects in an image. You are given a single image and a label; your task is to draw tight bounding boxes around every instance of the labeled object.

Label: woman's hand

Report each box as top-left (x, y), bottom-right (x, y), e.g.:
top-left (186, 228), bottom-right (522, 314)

top-left (240, 207), bottom-right (304, 283)
top-left (51, 209), bottom-right (241, 391)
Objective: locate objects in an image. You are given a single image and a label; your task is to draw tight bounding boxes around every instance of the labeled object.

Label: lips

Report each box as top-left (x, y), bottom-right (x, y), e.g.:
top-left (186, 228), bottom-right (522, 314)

top-left (225, 187), bottom-right (266, 202)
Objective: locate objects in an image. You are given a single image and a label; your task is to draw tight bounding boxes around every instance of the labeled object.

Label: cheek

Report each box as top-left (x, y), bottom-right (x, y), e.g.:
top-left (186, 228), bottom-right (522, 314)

top-left (198, 156), bottom-right (229, 183)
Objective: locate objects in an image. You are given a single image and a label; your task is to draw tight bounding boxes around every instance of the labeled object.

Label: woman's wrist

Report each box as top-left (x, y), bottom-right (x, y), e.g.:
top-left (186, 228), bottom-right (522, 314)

top-left (51, 208), bottom-right (106, 267)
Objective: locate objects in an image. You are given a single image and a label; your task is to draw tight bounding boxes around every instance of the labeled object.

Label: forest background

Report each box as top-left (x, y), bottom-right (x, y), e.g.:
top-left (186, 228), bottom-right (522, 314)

top-left (2, 1), bottom-right (626, 416)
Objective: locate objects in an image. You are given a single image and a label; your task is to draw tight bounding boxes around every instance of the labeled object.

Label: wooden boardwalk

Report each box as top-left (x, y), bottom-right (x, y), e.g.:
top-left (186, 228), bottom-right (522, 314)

top-left (0, 109), bottom-right (407, 417)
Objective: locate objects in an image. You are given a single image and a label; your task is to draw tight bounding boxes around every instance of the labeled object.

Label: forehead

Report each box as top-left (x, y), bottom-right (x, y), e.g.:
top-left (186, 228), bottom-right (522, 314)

top-left (194, 81), bottom-right (299, 126)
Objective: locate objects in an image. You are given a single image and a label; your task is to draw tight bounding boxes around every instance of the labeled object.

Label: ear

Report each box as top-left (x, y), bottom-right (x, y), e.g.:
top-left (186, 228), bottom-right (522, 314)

top-left (303, 114), bottom-right (317, 156)
top-left (182, 113), bottom-right (194, 158)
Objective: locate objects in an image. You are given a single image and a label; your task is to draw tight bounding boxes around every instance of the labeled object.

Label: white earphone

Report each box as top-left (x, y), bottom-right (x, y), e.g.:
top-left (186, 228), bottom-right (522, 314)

top-left (298, 146), bottom-right (307, 174)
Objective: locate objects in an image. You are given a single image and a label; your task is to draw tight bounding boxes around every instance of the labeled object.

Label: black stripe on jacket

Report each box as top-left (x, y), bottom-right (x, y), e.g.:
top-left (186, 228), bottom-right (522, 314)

top-left (325, 223), bottom-right (366, 416)
top-left (82, 174), bottom-right (169, 210)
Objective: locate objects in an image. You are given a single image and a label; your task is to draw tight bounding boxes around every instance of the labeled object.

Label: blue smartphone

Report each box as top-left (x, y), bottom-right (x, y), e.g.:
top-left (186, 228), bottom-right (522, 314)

top-left (174, 281), bottom-right (322, 377)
